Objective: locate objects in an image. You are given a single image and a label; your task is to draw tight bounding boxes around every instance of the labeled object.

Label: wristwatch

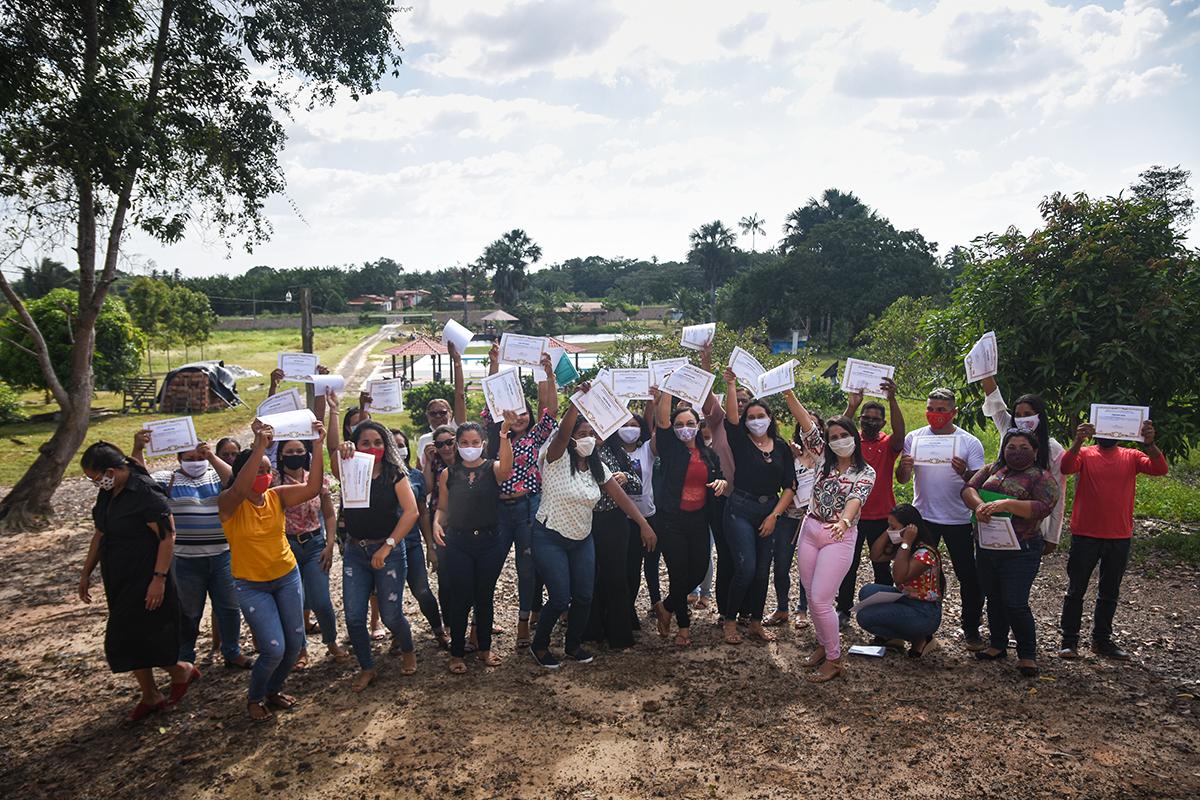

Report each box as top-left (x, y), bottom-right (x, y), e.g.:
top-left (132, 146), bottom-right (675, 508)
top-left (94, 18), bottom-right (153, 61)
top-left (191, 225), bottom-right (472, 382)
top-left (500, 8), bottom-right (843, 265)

top-left (899, 542), bottom-right (911, 551)
top-left (385, 537), bottom-right (396, 547)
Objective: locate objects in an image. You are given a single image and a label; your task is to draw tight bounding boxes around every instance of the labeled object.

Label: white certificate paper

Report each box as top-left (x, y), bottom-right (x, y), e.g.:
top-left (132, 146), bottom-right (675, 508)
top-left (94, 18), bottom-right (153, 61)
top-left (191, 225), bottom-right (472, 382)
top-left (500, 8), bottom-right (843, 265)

top-left (481, 368), bottom-right (528, 418)
top-left (499, 333), bottom-right (548, 368)
top-left (964, 331), bottom-right (998, 383)
top-left (256, 388), bottom-right (303, 418)
top-left (144, 416), bottom-right (199, 458)
top-left (680, 323), bottom-right (715, 351)
top-left (661, 364), bottom-right (716, 408)
top-left (978, 517), bottom-right (1021, 551)
top-left (594, 368), bottom-right (613, 392)
top-left (911, 434), bottom-right (959, 466)
top-left (840, 358), bottom-right (895, 399)
top-left (649, 357), bottom-right (689, 388)
top-left (278, 352), bottom-right (320, 382)
top-left (850, 589), bottom-right (904, 614)
top-left (366, 379), bottom-right (404, 414)
top-left (571, 381), bottom-right (631, 441)
top-left (1090, 404), bottom-right (1148, 443)
top-left (340, 451), bottom-right (376, 509)
top-left (753, 360), bottom-right (797, 399)
top-left (308, 373), bottom-right (345, 395)
top-left (441, 319), bottom-right (474, 355)
top-left (728, 346), bottom-right (765, 387)
top-left (609, 369), bottom-right (652, 401)
top-left (256, 409), bottom-right (318, 441)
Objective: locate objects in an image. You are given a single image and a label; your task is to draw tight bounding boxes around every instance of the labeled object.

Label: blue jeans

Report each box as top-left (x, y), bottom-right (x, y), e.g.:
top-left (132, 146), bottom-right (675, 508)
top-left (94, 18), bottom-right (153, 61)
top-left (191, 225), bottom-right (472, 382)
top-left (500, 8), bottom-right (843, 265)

top-left (695, 530), bottom-right (714, 598)
top-left (235, 568), bottom-right (304, 702)
top-left (723, 492), bottom-right (777, 621)
top-left (855, 584), bottom-right (941, 641)
top-left (174, 551), bottom-right (243, 663)
top-left (287, 531), bottom-right (338, 647)
top-left (772, 515), bottom-right (808, 613)
top-left (497, 493), bottom-right (541, 619)
top-left (344, 540), bottom-right (412, 669)
top-left (531, 520), bottom-right (595, 655)
top-left (404, 536), bottom-right (444, 634)
top-left (976, 543), bottom-right (1042, 660)
top-left (442, 528), bottom-right (509, 658)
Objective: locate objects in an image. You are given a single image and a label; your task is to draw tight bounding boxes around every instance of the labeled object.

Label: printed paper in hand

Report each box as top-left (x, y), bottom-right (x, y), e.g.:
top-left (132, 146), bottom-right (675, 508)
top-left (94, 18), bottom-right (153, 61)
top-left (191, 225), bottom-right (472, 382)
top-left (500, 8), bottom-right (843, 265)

top-left (340, 451), bottom-right (376, 509)
top-left (499, 333), bottom-right (548, 368)
top-left (278, 352), bottom-right (320, 381)
top-left (144, 416), bottom-right (199, 458)
top-left (366, 379), bottom-right (404, 414)
top-left (608, 369), bottom-right (653, 401)
top-left (594, 368), bottom-right (613, 392)
top-left (978, 516), bottom-right (1021, 551)
top-left (680, 323), bottom-right (715, 351)
top-left (840, 358), bottom-right (895, 399)
top-left (964, 331), bottom-right (998, 383)
top-left (649, 357), bottom-right (689, 388)
top-left (256, 409), bottom-right (318, 441)
top-left (748, 360), bottom-right (797, 399)
top-left (308, 374), bottom-right (345, 395)
top-left (911, 435), bottom-right (959, 466)
top-left (535, 346), bottom-right (566, 382)
top-left (661, 364), bottom-right (716, 408)
top-left (1089, 404), bottom-right (1149, 443)
top-left (728, 346), bottom-right (766, 389)
top-left (256, 388), bottom-right (303, 418)
top-left (441, 319), bottom-right (474, 355)
top-left (570, 381), bottom-right (631, 441)
top-left (553, 352), bottom-right (580, 387)
top-left (481, 368), bottom-right (528, 419)
top-left (850, 589), bottom-right (904, 614)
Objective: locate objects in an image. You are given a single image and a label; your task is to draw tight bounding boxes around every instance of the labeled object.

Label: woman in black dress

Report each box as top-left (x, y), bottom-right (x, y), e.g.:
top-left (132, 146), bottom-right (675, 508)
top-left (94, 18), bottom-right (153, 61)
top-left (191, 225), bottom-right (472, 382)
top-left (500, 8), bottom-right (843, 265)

top-left (78, 442), bottom-right (198, 722)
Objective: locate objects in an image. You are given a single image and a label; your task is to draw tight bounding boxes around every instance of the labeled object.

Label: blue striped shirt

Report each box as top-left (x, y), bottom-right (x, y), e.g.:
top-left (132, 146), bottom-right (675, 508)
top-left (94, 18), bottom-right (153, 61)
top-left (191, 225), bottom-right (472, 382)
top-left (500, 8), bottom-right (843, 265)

top-left (152, 467), bottom-right (229, 558)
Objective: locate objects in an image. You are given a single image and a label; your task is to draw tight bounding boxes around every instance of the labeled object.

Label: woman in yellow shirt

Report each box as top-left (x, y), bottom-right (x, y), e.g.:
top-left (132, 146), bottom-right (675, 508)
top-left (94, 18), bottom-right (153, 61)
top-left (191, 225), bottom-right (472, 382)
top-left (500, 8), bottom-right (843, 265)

top-left (219, 422), bottom-right (326, 722)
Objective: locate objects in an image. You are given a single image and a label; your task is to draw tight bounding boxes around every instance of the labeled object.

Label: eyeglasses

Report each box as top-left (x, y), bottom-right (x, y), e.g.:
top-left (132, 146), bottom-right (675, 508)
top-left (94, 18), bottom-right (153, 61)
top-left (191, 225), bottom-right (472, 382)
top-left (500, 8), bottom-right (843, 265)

top-left (428, 409), bottom-right (450, 417)
top-left (435, 440), bottom-right (456, 449)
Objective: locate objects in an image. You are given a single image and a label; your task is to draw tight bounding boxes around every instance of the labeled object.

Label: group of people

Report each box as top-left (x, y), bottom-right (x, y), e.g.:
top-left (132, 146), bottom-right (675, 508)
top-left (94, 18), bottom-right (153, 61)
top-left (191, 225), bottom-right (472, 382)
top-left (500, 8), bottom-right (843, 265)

top-left (78, 341), bottom-right (1169, 722)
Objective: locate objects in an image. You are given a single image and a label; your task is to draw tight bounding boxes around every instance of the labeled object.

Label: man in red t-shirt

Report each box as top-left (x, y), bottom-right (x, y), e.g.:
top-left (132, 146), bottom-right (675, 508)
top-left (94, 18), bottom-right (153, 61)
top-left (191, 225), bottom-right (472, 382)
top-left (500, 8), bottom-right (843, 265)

top-left (836, 378), bottom-right (905, 627)
top-left (1059, 419), bottom-right (1168, 660)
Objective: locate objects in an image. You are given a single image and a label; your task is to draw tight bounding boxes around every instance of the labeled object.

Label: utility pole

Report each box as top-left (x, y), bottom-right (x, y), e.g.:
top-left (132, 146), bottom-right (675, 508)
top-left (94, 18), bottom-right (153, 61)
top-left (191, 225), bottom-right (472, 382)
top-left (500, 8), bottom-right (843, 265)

top-left (301, 287), bottom-right (315, 408)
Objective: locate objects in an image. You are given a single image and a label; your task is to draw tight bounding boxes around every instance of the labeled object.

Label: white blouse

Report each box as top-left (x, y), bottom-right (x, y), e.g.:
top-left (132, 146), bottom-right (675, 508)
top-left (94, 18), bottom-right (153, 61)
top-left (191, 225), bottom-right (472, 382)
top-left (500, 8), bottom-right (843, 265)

top-left (536, 448), bottom-right (612, 541)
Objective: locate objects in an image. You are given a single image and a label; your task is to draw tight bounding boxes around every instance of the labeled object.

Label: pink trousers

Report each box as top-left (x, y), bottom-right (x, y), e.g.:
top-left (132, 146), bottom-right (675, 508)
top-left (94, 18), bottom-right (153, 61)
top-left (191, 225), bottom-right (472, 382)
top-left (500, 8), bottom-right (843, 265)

top-left (797, 515), bottom-right (857, 660)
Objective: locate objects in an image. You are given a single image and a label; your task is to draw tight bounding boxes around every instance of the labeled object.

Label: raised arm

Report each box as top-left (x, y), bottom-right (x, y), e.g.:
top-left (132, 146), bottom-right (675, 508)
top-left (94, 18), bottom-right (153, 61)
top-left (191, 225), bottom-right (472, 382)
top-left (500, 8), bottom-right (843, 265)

top-left (700, 341), bottom-right (722, 417)
top-left (218, 425), bottom-right (272, 519)
top-left (450, 342), bottom-right (467, 425)
top-left (268, 368), bottom-right (284, 397)
top-left (494, 411), bottom-right (516, 482)
top-left (722, 367), bottom-right (740, 425)
top-left (199, 440), bottom-right (232, 483)
top-left (325, 390), bottom-right (343, 480)
top-left (842, 389), bottom-right (863, 419)
top-left (546, 387), bottom-right (584, 464)
top-left (883, 377), bottom-right (905, 452)
top-left (488, 340), bottom-right (500, 377)
top-left (538, 351), bottom-right (559, 419)
top-left (274, 421), bottom-right (327, 508)
top-left (130, 429), bottom-right (151, 469)
top-left (783, 389), bottom-right (816, 434)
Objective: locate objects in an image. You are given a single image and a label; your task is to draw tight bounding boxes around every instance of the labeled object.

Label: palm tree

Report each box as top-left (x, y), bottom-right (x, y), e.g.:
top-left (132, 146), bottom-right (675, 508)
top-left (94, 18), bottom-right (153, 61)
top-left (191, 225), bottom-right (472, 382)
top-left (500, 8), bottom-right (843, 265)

top-left (17, 258), bottom-right (77, 299)
top-left (484, 229), bottom-right (543, 307)
top-left (687, 220), bottom-right (737, 316)
top-left (780, 188), bottom-right (873, 253)
top-left (738, 213), bottom-right (766, 253)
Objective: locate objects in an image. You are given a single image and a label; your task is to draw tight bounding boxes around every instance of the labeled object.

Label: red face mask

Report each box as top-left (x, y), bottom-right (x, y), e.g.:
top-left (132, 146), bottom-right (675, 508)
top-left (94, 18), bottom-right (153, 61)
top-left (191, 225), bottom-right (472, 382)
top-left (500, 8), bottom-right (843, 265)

top-left (926, 410), bottom-right (955, 430)
top-left (363, 447), bottom-right (386, 462)
top-left (252, 473), bottom-right (273, 494)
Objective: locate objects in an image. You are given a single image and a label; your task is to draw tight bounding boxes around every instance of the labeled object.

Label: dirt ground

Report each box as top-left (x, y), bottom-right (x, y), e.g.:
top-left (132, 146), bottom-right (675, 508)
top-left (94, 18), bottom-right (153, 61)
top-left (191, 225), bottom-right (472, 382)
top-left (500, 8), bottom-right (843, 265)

top-left (0, 476), bottom-right (1197, 800)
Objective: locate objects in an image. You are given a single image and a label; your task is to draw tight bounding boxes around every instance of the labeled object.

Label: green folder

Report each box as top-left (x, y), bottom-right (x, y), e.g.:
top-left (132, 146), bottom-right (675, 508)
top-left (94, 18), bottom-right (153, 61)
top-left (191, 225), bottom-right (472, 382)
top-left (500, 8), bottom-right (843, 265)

top-left (972, 489), bottom-right (1014, 522)
top-left (553, 353), bottom-right (579, 387)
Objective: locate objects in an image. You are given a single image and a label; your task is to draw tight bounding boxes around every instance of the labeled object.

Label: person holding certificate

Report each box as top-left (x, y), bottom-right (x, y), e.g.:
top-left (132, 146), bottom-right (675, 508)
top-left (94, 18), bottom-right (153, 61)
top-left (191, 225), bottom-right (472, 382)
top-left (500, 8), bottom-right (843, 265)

top-left (719, 368), bottom-right (797, 646)
top-left (897, 387), bottom-right (987, 651)
top-left (416, 343), bottom-right (468, 468)
top-left (1058, 418), bottom-right (1167, 661)
top-left (218, 421), bottom-right (327, 721)
top-left (611, 412), bottom-right (659, 631)
top-left (961, 429), bottom-right (1059, 678)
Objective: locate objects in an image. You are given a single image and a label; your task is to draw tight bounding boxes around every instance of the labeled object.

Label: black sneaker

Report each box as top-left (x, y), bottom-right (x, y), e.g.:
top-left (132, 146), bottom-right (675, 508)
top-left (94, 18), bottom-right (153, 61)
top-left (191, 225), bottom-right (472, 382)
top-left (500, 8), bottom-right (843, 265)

top-left (1092, 640), bottom-right (1130, 660)
top-left (529, 647), bottom-right (561, 669)
top-left (567, 647), bottom-right (594, 664)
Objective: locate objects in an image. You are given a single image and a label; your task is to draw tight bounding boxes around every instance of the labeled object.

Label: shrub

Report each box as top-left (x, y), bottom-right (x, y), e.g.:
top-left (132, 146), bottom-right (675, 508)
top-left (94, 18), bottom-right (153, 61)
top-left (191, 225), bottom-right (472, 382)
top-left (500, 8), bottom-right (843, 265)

top-left (0, 380), bottom-right (24, 424)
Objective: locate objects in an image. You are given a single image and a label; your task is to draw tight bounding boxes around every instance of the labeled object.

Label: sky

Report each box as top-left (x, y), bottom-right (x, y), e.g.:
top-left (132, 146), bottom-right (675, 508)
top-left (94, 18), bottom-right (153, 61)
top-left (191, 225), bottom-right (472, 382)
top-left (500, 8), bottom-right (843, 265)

top-left (128, 0), bottom-right (1200, 277)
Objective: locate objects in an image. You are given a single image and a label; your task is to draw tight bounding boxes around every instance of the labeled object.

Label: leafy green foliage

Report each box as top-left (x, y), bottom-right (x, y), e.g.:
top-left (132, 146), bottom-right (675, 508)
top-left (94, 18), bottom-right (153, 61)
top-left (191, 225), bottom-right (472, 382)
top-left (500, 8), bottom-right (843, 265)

top-left (481, 229), bottom-right (542, 308)
top-left (855, 294), bottom-right (945, 391)
top-left (16, 259), bottom-right (76, 299)
top-left (404, 380), bottom-right (455, 430)
top-left (0, 380), bottom-right (24, 423)
top-left (688, 220), bottom-right (737, 313)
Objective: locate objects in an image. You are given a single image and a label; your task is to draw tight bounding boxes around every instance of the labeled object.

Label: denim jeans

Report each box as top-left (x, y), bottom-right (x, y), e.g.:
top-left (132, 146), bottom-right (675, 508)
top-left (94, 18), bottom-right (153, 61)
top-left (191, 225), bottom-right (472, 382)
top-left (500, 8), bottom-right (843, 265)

top-left (287, 531), bottom-right (338, 647)
top-left (772, 514), bottom-right (808, 614)
top-left (696, 529), bottom-right (714, 598)
top-left (404, 536), bottom-right (444, 634)
top-left (855, 584), bottom-right (941, 641)
top-left (235, 567), bottom-right (305, 702)
top-left (442, 528), bottom-right (509, 658)
top-left (174, 551), bottom-right (243, 663)
top-left (976, 543), bottom-right (1042, 660)
top-left (1060, 535), bottom-right (1132, 648)
top-left (497, 493), bottom-right (541, 619)
top-left (836, 517), bottom-right (894, 613)
top-left (530, 520), bottom-right (595, 655)
top-left (928, 522), bottom-right (984, 638)
top-left (723, 492), bottom-right (777, 621)
top-left (343, 540), bottom-right (412, 669)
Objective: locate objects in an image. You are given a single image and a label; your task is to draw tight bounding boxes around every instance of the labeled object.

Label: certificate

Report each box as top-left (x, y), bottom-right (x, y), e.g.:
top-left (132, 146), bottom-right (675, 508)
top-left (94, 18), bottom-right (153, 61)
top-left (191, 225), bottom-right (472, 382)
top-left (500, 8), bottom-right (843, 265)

top-left (850, 589), bottom-right (903, 614)
top-left (978, 517), bottom-right (1021, 551)
top-left (366, 379), bottom-right (404, 414)
top-left (649, 357), bottom-right (689, 388)
top-left (751, 360), bottom-right (797, 399)
top-left (256, 388), bottom-right (303, 418)
top-left (728, 346), bottom-right (765, 388)
top-left (144, 416), bottom-right (199, 458)
top-left (661, 364), bottom-right (716, 408)
top-left (535, 346), bottom-right (566, 382)
top-left (308, 373), bottom-right (345, 395)
top-left (964, 331), bottom-right (998, 383)
top-left (571, 381), bottom-right (631, 441)
top-left (911, 434), bottom-right (958, 466)
top-left (442, 319), bottom-right (474, 355)
top-left (256, 409), bottom-right (318, 441)
top-left (481, 368), bottom-right (527, 419)
top-left (594, 368), bottom-right (613, 392)
top-left (1090, 404), bottom-right (1148, 443)
top-left (278, 352), bottom-right (319, 382)
top-left (499, 333), bottom-right (548, 368)
top-left (609, 369), bottom-right (652, 401)
top-left (840, 358), bottom-right (895, 398)
top-left (340, 451), bottom-right (376, 509)
top-left (680, 323), bottom-right (715, 351)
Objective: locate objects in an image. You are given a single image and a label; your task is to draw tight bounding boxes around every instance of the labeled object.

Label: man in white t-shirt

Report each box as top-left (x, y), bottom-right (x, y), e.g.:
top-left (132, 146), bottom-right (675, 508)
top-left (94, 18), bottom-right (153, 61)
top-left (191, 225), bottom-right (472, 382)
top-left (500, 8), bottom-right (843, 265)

top-left (897, 387), bottom-right (987, 651)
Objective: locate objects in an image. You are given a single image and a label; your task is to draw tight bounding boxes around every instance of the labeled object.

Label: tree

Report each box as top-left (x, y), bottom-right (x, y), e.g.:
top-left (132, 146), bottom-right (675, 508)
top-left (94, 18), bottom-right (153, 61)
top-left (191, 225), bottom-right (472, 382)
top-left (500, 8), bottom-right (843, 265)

top-left (172, 286), bottom-right (217, 360)
top-left (687, 220), bottom-right (737, 316)
top-left (854, 294), bottom-right (944, 390)
top-left (780, 189), bottom-right (874, 253)
top-left (738, 213), bottom-right (766, 253)
top-left (1131, 164), bottom-right (1195, 230)
top-left (671, 286), bottom-right (709, 325)
top-left (17, 258), bottom-right (76, 299)
top-left (0, 0), bottom-right (403, 527)
top-left (482, 229), bottom-right (542, 308)
top-left (126, 276), bottom-right (173, 374)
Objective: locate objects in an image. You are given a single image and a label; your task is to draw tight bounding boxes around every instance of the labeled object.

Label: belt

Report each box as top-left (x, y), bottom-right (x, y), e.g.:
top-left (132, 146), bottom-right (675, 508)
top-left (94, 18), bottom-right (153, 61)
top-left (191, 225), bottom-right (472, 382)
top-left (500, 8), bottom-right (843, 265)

top-left (449, 526), bottom-right (498, 537)
top-left (288, 528), bottom-right (321, 545)
top-left (349, 537), bottom-right (388, 549)
top-left (499, 493), bottom-right (530, 505)
top-left (732, 489), bottom-right (775, 505)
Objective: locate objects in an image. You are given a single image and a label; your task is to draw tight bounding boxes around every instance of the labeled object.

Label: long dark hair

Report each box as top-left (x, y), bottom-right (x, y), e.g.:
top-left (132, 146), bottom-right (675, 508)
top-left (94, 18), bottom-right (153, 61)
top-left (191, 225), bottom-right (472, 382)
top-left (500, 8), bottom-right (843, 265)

top-left (342, 406), bottom-right (368, 440)
top-left (1012, 393), bottom-right (1051, 469)
top-left (274, 439), bottom-right (313, 474)
top-left (792, 411), bottom-right (825, 449)
top-left (215, 437), bottom-right (240, 456)
top-left (80, 441), bottom-right (149, 478)
top-left (569, 415), bottom-right (607, 484)
top-left (997, 428), bottom-right (1044, 471)
top-left (227, 448), bottom-right (263, 489)
top-left (820, 416), bottom-right (867, 478)
top-left (453, 421), bottom-right (489, 465)
top-left (670, 406), bottom-right (715, 459)
top-left (891, 503), bottom-right (946, 599)
top-left (390, 428), bottom-right (411, 468)
top-left (351, 420), bottom-right (405, 483)
top-left (741, 399), bottom-right (782, 441)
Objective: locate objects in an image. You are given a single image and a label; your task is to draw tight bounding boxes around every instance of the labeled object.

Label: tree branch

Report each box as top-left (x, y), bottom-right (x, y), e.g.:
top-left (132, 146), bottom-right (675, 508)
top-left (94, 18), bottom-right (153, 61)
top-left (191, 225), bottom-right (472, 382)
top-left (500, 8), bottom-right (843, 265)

top-left (0, 270), bottom-right (71, 409)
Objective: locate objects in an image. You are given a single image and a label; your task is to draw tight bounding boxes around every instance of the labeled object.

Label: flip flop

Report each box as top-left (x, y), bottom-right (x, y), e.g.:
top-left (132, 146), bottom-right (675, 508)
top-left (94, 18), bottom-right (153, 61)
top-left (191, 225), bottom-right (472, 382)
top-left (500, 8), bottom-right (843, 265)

top-left (763, 613), bottom-right (789, 628)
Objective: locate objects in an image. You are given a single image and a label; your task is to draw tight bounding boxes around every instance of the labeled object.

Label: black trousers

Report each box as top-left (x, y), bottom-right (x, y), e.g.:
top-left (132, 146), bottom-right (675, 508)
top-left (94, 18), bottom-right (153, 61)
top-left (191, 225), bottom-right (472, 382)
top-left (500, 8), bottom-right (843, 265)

top-left (927, 521), bottom-right (983, 637)
top-left (709, 496), bottom-right (735, 618)
top-left (836, 517), bottom-right (894, 613)
top-left (626, 516), bottom-right (655, 627)
top-left (1060, 535), bottom-right (1131, 648)
top-left (658, 509), bottom-right (712, 629)
top-left (584, 508), bottom-right (635, 648)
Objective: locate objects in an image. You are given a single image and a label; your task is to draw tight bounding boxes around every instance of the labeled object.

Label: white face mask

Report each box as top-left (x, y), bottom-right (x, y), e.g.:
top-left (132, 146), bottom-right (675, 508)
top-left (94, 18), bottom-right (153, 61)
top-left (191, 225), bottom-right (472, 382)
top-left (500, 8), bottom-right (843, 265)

top-left (397, 447), bottom-right (409, 461)
top-left (829, 437), bottom-right (856, 457)
top-left (458, 445), bottom-right (484, 462)
top-left (179, 460), bottom-right (208, 478)
top-left (746, 417), bottom-right (771, 437)
top-left (887, 528), bottom-right (904, 544)
top-left (573, 436), bottom-right (596, 457)
top-left (674, 425), bottom-right (699, 442)
top-left (96, 471), bottom-right (115, 491)
top-left (618, 427), bottom-right (641, 444)
top-left (1014, 415), bottom-right (1040, 432)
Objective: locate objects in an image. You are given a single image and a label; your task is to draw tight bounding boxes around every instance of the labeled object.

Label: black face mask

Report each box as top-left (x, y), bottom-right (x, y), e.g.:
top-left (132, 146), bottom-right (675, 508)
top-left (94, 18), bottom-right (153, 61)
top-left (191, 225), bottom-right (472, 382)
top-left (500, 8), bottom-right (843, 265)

top-left (1096, 438), bottom-right (1119, 449)
top-left (861, 418), bottom-right (885, 437)
top-left (281, 453), bottom-right (310, 471)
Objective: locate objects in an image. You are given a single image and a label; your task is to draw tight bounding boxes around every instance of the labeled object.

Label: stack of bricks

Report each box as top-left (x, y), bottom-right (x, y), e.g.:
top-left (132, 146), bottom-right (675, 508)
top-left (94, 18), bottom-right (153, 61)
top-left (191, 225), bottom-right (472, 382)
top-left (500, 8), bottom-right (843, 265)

top-left (161, 372), bottom-right (216, 413)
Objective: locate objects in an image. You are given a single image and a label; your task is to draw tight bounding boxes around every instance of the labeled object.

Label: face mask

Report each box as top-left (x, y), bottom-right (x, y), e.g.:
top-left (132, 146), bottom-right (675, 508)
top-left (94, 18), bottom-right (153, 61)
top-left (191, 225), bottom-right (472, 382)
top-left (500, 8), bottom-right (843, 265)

top-left (458, 445), bottom-right (484, 462)
top-left (746, 417), bottom-right (771, 437)
top-left (1014, 415), bottom-right (1039, 432)
top-left (886, 528), bottom-right (904, 545)
top-left (618, 427), bottom-right (641, 444)
top-left (674, 426), bottom-right (698, 442)
top-left (281, 453), bottom-right (309, 472)
top-left (363, 447), bottom-right (386, 463)
top-left (1097, 438), bottom-right (1119, 449)
top-left (860, 418), bottom-right (885, 437)
top-left (252, 473), bottom-right (273, 495)
top-left (573, 436), bottom-right (596, 457)
top-left (397, 447), bottom-right (409, 462)
top-left (926, 410), bottom-right (955, 430)
top-left (1005, 448), bottom-right (1036, 471)
top-left (180, 460), bottom-right (208, 478)
top-left (829, 437), bottom-right (856, 457)
top-left (96, 471), bottom-right (116, 491)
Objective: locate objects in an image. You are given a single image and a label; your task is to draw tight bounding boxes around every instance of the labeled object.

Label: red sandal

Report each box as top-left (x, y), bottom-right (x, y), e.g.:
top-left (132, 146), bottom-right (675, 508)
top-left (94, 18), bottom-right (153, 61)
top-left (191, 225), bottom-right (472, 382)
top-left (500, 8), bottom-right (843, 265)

top-left (128, 700), bottom-right (166, 722)
top-left (167, 665), bottom-right (202, 706)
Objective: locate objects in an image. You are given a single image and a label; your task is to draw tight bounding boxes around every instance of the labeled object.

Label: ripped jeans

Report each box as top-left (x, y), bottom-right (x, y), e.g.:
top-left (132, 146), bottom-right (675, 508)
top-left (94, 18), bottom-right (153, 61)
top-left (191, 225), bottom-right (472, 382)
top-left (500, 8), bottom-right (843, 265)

top-left (343, 539), bottom-right (412, 670)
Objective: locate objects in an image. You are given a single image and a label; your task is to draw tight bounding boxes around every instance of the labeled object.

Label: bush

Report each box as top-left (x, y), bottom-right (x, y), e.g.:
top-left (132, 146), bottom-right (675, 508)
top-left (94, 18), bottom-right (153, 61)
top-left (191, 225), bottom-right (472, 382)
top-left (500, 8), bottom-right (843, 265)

top-left (0, 380), bottom-right (24, 424)
top-left (404, 380), bottom-right (455, 429)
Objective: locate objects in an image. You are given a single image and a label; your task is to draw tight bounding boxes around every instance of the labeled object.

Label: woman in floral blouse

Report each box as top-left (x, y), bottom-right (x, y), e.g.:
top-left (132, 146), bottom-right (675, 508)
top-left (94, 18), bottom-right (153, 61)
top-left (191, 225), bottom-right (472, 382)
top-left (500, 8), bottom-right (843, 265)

top-left (859, 503), bottom-right (944, 656)
top-left (962, 428), bottom-right (1059, 678)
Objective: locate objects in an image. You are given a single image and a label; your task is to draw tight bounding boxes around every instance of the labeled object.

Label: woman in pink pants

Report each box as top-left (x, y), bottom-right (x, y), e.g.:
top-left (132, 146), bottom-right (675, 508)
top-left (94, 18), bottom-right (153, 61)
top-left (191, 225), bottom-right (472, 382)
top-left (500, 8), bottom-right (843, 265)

top-left (785, 391), bottom-right (876, 683)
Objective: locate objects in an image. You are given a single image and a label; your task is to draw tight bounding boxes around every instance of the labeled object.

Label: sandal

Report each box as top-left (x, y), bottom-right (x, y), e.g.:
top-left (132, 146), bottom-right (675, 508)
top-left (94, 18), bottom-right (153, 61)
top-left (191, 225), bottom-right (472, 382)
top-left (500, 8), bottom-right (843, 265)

top-left (722, 622), bottom-right (742, 645)
top-left (248, 700), bottom-right (275, 723)
top-left (763, 612), bottom-right (789, 628)
top-left (747, 623), bottom-right (777, 643)
top-left (693, 597), bottom-right (711, 610)
top-left (370, 628), bottom-right (387, 642)
top-left (974, 648), bottom-right (1007, 661)
top-left (292, 650), bottom-right (309, 671)
top-left (448, 658), bottom-right (467, 674)
top-left (128, 700), bottom-right (166, 723)
top-left (806, 657), bottom-right (845, 684)
top-left (802, 647), bottom-right (826, 668)
top-left (674, 630), bottom-right (692, 647)
top-left (653, 602), bottom-right (672, 638)
top-left (265, 693), bottom-right (297, 711)
top-left (793, 613), bottom-right (810, 630)
top-left (223, 655), bottom-right (254, 670)
top-left (435, 631), bottom-right (451, 651)
top-left (400, 653), bottom-right (417, 676)
top-left (167, 664), bottom-right (202, 706)
top-left (305, 620), bottom-right (321, 635)
top-left (909, 636), bottom-right (938, 658)
top-left (351, 670), bottom-right (377, 693)
top-left (477, 651), bottom-right (502, 667)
